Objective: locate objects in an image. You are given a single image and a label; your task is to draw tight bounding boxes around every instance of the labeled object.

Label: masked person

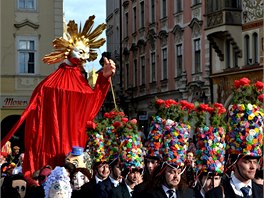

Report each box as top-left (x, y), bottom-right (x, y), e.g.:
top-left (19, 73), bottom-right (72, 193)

top-left (70, 167), bottom-right (92, 197)
top-left (1, 15), bottom-right (116, 177)
top-left (44, 166), bottom-right (72, 198)
top-left (1, 173), bottom-right (27, 198)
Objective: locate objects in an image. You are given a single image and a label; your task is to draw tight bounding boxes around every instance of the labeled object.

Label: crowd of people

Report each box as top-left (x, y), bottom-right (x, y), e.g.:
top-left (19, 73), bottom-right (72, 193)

top-left (0, 124), bottom-right (263, 198)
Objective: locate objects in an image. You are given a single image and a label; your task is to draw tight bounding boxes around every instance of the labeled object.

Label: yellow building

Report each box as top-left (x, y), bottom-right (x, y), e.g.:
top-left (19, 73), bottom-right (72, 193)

top-left (1, 0), bottom-right (63, 143)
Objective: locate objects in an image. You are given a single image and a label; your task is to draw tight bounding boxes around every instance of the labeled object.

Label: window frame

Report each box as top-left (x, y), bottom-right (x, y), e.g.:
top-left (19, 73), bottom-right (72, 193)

top-left (194, 38), bottom-right (201, 73)
top-left (17, 0), bottom-right (37, 11)
top-left (176, 44), bottom-right (183, 76)
top-left (150, 52), bottom-right (156, 82)
top-left (162, 47), bottom-right (168, 80)
top-left (16, 36), bottom-right (38, 75)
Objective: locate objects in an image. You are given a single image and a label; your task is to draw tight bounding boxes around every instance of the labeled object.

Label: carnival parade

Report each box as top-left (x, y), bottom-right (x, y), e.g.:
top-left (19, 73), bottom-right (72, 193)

top-left (0, 8), bottom-right (263, 198)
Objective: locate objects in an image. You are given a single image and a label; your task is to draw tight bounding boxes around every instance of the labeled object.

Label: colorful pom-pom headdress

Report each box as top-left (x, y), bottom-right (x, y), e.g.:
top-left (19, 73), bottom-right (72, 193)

top-left (145, 116), bottom-right (164, 160)
top-left (162, 119), bottom-right (190, 168)
top-left (119, 119), bottom-right (144, 170)
top-left (226, 103), bottom-right (263, 157)
top-left (195, 126), bottom-right (226, 174)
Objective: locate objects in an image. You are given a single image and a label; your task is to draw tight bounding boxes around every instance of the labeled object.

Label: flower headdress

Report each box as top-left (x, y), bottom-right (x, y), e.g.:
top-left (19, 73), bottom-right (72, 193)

top-left (119, 119), bottom-right (144, 170)
top-left (195, 126), bottom-right (226, 174)
top-left (43, 15), bottom-right (106, 64)
top-left (226, 77), bottom-right (264, 157)
top-left (232, 77), bottom-right (264, 106)
top-left (155, 98), bottom-right (194, 123)
top-left (145, 116), bottom-right (165, 159)
top-left (162, 119), bottom-right (191, 168)
top-left (193, 103), bottom-right (227, 128)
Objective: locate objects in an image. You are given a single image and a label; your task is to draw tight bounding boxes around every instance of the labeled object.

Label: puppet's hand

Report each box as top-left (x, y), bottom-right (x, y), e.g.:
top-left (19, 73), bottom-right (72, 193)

top-left (103, 57), bottom-right (116, 78)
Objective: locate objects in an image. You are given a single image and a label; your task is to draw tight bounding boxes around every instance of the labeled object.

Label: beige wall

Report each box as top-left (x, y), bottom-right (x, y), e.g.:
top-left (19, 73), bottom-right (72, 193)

top-left (1, 0), bottom-right (63, 120)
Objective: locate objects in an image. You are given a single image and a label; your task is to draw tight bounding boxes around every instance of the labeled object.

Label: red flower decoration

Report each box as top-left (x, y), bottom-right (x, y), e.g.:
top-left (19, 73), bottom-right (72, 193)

top-left (156, 99), bottom-right (165, 106)
top-left (86, 121), bottom-right (97, 129)
top-left (239, 77), bottom-right (251, 86)
top-left (255, 81), bottom-right (264, 91)
top-left (258, 94), bottom-right (264, 103)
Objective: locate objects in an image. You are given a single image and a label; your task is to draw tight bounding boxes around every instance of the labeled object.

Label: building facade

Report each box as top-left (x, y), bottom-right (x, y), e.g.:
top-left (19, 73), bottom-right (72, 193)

top-left (205, 0), bottom-right (263, 106)
top-left (106, 0), bottom-right (209, 129)
top-left (106, 0), bottom-right (263, 131)
top-left (1, 0), bottom-right (63, 144)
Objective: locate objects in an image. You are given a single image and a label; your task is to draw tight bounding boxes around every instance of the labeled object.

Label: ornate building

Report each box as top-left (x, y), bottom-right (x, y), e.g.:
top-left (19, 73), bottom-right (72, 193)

top-left (106, 0), bottom-right (209, 130)
top-left (206, 0), bottom-right (263, 106)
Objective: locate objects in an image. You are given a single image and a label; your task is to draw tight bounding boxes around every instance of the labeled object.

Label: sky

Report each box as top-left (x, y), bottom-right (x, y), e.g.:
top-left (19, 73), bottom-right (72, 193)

top-left (63, 0), bottom-right (107, 71)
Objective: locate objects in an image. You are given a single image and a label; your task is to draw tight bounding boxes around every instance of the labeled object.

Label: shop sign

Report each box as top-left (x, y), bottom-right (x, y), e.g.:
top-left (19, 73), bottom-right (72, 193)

top-left (1, 96), bottom-right (29, 109)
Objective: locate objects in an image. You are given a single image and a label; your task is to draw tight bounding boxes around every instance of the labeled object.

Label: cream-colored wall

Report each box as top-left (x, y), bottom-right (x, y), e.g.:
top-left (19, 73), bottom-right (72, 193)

top-left (1, 0), bottom-right (63, 120)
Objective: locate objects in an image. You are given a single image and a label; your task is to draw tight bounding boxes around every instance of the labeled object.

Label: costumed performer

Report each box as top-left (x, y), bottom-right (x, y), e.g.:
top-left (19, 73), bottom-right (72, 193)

top-left (1, 15), bottom-right (116, 177)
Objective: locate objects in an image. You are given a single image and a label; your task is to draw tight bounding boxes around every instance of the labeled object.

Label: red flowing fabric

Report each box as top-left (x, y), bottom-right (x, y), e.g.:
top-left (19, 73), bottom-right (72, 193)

top-left (1, 63), bottom-right (110, 176)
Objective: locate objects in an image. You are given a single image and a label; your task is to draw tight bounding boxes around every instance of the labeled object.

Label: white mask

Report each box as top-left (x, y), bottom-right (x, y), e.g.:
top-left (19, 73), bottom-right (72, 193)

top-left (12, 179), bottom-right (27, 198)
top-left (72, 171), bottom-right (89, 190)
top-left (48, 181), bottom-right (71, 198)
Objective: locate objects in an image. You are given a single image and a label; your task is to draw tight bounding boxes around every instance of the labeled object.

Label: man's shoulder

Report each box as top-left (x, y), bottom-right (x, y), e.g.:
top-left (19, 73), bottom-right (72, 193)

top-left (252, 181), bottom-right (263, 194)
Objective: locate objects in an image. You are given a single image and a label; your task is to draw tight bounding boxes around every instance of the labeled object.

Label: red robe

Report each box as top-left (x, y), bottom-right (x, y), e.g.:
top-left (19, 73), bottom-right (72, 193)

top-left (1, 63), bottom-right (110, 176)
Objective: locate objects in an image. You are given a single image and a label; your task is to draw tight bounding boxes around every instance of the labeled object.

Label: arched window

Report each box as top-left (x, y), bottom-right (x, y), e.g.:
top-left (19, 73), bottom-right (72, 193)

top-left (252, 33), bottom-right (258, 63)
top-left (244, 35), bottom-right (250, 65)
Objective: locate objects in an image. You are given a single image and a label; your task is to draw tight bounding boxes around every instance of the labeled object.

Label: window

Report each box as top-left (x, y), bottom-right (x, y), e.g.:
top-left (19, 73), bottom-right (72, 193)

top-left (194, 39), bottom-right (201, 73)
top-left (126, 63), bottom-right (129, 88)
top-left (133, 7), bottom-right (137, 32)
top-left (134, 59), bottom-right (137, 87)
top-left (162, 48), bottom-right (167, 79)
top-left (140, 56), bottom-right (145, 85)
top-left (176, 44), bottom-right (182, 76)
top-left (162, 0), bottom-right (167, 18)
top-left (140, 2), bottom-right (144, 28)
top-left (225, 0), bottom-right (240, 8)
top-left (244, 35), bottom-right (250, 65)
top-left (18, 0), bottom-right (36, 10)
top-left (151, 52), bottom-right (156, 82)
top-left (192, 0), bottom-right (201, 5)
top-left (151, 0), bottom-right (155, 23)
top-left (176, 0), bottom-right (182, 13)
top-left (253, 33), bottom-right (258, 63)
top-left (226, 40), bottom-right (231, 68)
top-left (208, 0), bottom-right (221, 13)
top-left (17, 37), bottom-right (37, 74)
top-left (125, 13), bottom-right (129, 37)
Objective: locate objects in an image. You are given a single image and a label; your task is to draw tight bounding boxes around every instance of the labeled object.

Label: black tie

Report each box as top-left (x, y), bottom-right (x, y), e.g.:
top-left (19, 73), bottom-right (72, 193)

top-left (241, 186), bottom-right (250, 197)
top-left (167, 190), bottom-right (175, 198)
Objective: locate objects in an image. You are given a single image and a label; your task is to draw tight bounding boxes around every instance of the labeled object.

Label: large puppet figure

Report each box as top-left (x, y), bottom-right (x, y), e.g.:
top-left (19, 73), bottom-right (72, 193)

top-left (1, 15), bottom-right (116, 177)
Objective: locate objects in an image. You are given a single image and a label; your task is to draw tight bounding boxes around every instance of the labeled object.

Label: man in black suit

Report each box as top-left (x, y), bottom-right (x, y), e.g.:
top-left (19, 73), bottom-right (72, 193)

top-left (143, 162), bottom-right (184, 198)
top-left (205, 155), bottom-right (263, 198)
top-left (96, 158), bottom-right (123, 198)
top-left (109, 166), bottom-right (143, 198)
top-left (80, 161), bottom-right (110, 197)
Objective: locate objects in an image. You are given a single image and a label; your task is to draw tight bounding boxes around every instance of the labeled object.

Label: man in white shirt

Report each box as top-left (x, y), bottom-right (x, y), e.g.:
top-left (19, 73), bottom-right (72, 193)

top-left (205, 155), bottom-right (263, 198)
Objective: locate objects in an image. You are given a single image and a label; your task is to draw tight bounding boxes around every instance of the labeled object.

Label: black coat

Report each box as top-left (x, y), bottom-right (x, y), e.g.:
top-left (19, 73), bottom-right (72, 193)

top-left (205, 179), bottom-right (263, 198)
top-left (80, 178), bottom-right (98, 197)
top-left (95, 177), bottom-right (119, 198)
top-left (144, 187), bottom-right (186, 198)
top-left (109, 181), bottom-right (131, 198)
